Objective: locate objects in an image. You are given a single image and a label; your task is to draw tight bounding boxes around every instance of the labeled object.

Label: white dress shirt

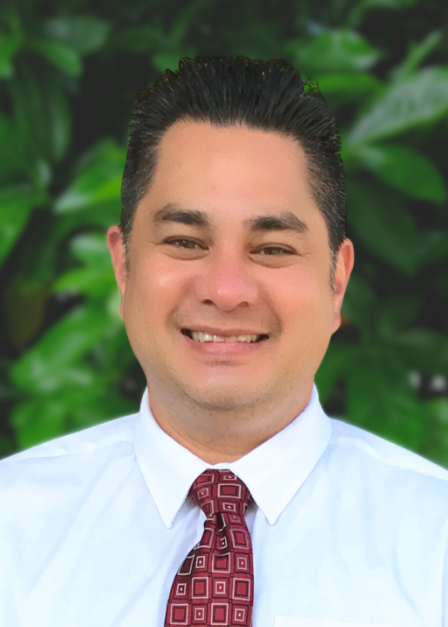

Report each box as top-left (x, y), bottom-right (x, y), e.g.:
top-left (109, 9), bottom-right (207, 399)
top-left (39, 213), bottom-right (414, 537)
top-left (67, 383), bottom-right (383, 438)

top-left (1, 384), bottom-right (448, 627)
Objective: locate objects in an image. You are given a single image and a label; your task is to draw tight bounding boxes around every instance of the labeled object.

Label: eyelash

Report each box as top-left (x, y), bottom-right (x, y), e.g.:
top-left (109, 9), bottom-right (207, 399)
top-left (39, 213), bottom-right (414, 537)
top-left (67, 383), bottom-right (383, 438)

top-left (163, 238), bottom-right (295, 256)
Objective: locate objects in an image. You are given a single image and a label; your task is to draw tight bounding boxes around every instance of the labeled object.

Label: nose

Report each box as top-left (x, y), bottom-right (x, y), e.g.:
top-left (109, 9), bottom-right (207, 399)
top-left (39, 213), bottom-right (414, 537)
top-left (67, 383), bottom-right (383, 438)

top-left (193, 247), bottom-right (259, 311)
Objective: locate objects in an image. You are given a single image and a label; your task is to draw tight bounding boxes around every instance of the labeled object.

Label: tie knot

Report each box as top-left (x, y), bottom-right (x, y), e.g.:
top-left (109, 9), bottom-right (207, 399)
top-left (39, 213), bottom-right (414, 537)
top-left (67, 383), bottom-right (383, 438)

top-left (189, 469), bottom-right (252, 518)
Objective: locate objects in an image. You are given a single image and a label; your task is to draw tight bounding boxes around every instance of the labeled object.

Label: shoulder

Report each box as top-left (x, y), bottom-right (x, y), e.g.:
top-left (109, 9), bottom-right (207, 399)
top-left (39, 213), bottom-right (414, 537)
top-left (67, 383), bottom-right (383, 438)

top-left (0, 412), bottom-right (140, 488)
top-left (327, 417), bottom-right (448, 522)
top-left (329, 416), bottom-right (448, 482)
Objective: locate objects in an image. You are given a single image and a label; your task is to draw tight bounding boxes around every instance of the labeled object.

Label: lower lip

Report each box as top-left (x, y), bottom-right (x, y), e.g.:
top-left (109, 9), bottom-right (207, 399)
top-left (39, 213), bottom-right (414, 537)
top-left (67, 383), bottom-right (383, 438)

top-left (182, 332), bottom-right (269, 356)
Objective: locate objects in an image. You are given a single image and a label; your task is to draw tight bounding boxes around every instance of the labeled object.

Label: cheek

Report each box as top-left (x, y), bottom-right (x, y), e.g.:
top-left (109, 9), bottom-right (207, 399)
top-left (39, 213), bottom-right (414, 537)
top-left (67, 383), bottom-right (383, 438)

top-left (123, 259), bottom-right (190, 339)
top-left (278, 272), bottom-right (334, 342)
top-left (128, 258), bottom-right (178, 302)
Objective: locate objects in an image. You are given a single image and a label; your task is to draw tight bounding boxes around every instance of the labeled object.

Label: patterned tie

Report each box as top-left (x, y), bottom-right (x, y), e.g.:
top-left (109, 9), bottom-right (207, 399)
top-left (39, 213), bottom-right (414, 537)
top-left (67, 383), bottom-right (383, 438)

top-left (164, 469), bottom-right (254, 626)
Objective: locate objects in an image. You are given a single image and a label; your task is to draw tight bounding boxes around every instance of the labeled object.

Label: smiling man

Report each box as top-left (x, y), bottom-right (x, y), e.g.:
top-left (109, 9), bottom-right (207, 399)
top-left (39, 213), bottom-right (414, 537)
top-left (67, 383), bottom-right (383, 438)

top-left (1, 56), bottom-right (448, 627)
top-left (107, 116), bottom-right (351, 465)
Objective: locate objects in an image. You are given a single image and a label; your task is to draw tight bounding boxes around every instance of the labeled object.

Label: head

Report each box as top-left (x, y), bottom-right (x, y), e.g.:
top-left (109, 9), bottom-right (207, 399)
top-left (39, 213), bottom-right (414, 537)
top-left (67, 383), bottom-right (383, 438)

top-left (108, 56), bottom-right (354, 457)
top-left (120, 56), bottom-right (346, 291)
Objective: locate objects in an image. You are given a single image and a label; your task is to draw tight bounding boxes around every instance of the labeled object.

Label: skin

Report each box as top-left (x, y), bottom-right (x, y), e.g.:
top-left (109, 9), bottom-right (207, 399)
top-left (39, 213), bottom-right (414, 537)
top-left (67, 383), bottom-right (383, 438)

top-left (107, 119), bottom-right (354, 464)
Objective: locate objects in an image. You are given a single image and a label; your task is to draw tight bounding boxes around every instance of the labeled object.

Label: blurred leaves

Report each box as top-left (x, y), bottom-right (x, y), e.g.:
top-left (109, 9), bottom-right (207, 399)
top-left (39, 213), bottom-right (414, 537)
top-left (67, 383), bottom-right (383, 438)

top-left (0, 32), bottom-right (23, 78)
top-left (55, 140), bottom-right (125, 215)
top-left (392, 30), bottom-right (443, 80)
top-left (10, 305), bottom-right (111, 394)
top-left (10, 396), bottom-right (67, 450)
top-left (347, 67), bottom-right (448, 146)
top-left (345, 346), bottom-right (427, 450)
top-left (0, 185), bottom-right (44, 267)
top-left (0, 0), bottom-right (447, 466)
top-left (8, 63), bottom-right (71, 162)
top-left (346, 180), bottom-right (419, 276)
top-left (354, 143), bottom-right (447, 204)
top-left (296, 30), bottom-right (380, 75)
top-left (42, 16), bottom-right (111, 55)
top-left (28, 38), bottom-right (83, 76)
top-left (2, 275), bottom-right (49, 348)
top-left (53, 232), bottom-right (116, 297)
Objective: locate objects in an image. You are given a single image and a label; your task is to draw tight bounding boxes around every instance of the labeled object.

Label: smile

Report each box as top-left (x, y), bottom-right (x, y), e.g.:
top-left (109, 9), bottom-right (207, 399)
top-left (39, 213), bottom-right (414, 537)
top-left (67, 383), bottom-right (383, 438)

top-left (181, 329), bottom-right (270, 356)
top-left (182, 329), bottom-right (269, 343)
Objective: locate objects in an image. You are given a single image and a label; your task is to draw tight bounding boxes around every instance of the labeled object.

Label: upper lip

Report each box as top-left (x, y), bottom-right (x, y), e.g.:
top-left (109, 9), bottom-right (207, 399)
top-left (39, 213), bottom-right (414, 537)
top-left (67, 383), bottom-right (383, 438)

top-left (182, 327), bottom-right (268, 337)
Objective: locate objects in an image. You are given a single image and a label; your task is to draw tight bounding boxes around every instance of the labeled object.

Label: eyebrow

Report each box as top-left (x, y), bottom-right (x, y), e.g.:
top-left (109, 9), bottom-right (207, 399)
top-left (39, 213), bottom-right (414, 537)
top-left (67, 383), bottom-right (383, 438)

top-left (152, 203), bottom-right (309, 236)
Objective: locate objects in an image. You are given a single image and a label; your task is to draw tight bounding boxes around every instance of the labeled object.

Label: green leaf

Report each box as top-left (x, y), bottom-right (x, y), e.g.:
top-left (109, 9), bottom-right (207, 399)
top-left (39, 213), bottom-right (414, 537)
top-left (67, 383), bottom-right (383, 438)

top-left (111, 25), bottom-right (167, 53)
top-left (392, 31), bottom-right (443, 81)
top-left (317, 73), bottom-right (382, 98)
top-left (29, 38), bottom-right (82, 77)
top-left (345, 179), bottom-right (418, 275)
top-left (0, 112), bottom-right (47, 184)
top-left (3, 275), bottom-right (49, 348)
top-left (55, 152), bottom-right (124, 213)
top-left (52, 267), bottom-right (116, 297)
top-left (0, 32), bottom-right (24, 78)
top-left (353, 143), bottom-right (447, 204)
top-left (54, 141), bottom-right (126, 224)
top-left (69, 232), bottom-right (111, 267)
top-left (385, 329), bottom-right (448, 377)
top-left (69, 392), bottom-right (137, 431)
top-left (106, 286), bottom-right (122, 322)
top-left (0, 434), bottom-right (13, 457)
top-left (345, 346), bottom-right (427, 450)
top-left (9, 397), bottom-right (66, 450)
top-left (347, 67), bottom-right (448, 146)
top-left (341, 272), bottom-right (378, 341)
top-left (376, 294), bottom-right (423, 337)
top-left (0, 185), bottom-right (43, 268)
top-left (10, 305), bottom-right (111, 393)
top-left (15, 211), bottom-right (68, 290)
top-left (42, 16), bottom-right (111, 55)
top-left (8, 64), bottom-right (72, 162)
top-left (417, 230), bottom-right (448, 267)
top-left (0, 113), bottom-right (19, 181)
top-left (315, 341), bottom-right (358, 404)
top-left (296, 30), bottom-right (380, 76)
top-left (46, 78), bottom-right (71, 162)
top-left (72, 139), bottom-right (126, 178)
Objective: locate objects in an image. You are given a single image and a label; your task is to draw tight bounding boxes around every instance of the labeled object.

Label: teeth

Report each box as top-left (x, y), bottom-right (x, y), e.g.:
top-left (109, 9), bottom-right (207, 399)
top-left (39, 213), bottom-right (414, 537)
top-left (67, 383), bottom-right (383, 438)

top-left (190, 331), bottom-right (261, 343)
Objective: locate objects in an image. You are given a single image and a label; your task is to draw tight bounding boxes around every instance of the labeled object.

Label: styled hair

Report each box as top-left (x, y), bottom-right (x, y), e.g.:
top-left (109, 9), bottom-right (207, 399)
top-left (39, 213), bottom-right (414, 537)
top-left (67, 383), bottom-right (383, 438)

top-left (121, 56), bottom-right (346, 288)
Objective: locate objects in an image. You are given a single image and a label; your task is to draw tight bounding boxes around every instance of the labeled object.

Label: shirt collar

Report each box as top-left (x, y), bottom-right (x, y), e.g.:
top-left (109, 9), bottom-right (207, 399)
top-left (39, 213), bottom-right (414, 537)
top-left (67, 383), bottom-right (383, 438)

top-left (134, 384), bottom-right (332, 528)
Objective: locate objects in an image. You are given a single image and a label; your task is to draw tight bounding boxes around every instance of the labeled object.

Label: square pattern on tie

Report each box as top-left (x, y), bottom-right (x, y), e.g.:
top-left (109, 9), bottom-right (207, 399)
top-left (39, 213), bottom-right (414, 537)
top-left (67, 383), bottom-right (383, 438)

top-left (164, 469), bottom-right (253, 626)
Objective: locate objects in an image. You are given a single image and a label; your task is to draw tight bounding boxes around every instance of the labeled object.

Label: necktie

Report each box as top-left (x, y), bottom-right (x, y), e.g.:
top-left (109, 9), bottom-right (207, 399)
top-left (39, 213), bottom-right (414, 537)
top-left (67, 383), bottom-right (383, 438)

top-left (164, 469), bottom-right (254, 626)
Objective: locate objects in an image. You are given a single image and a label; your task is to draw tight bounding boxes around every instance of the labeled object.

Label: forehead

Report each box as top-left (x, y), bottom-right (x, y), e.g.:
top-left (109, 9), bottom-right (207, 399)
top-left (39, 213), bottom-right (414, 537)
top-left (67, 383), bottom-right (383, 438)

top-left (152, 119), bottom-right (310, 194)
top-left (136, 119), bottom-right (325, 236)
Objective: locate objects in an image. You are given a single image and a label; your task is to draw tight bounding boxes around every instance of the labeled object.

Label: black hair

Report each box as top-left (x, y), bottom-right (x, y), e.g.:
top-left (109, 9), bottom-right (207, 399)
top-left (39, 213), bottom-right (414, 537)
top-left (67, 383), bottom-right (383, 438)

top-left (121, 56), bottom-right (346, 288)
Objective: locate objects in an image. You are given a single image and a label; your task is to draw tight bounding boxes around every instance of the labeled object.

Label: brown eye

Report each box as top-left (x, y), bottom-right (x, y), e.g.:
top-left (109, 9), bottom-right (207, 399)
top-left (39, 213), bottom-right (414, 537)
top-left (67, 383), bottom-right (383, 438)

top-left (165, 238), bottom-right (203, 249)
top-left (258, 247), bottom-right (294, 256)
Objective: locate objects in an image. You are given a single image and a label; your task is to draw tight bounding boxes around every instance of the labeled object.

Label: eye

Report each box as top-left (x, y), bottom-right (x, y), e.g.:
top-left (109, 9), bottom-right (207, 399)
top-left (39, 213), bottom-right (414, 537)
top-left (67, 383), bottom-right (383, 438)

top-left (258, 246), bottom-right (295, 256)
top-left (163, 238), bottom-right (295, 255)
top-left (164, 238), bottom-right (203, 250)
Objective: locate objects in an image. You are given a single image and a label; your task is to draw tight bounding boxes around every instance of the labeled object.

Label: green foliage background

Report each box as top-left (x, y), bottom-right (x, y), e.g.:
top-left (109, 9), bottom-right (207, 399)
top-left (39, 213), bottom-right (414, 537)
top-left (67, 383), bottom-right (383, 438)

top-left (1, 0), bottom-right (448, 464)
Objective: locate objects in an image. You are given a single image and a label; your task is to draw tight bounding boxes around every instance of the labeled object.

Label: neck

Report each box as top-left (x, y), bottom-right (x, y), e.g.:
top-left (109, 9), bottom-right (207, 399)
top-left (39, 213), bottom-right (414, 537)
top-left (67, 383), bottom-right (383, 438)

top-left (147, 381), bottom-right (314, 464)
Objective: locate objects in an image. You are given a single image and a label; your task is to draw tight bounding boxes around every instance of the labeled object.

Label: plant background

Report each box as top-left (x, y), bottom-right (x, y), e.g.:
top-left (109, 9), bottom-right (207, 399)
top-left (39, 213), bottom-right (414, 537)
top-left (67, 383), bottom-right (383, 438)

top-left (1, 0), bottom-right (448, 465)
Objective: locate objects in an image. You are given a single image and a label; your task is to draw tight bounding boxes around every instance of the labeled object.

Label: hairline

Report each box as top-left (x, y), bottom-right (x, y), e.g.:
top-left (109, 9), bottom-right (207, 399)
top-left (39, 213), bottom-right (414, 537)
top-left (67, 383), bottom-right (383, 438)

top-left (122, 118), bottom-right (341, 290)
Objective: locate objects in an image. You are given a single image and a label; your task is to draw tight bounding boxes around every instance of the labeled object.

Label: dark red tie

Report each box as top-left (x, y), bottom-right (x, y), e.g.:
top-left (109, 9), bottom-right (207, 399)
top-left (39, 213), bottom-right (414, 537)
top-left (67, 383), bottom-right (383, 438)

top-left (164, 469), bottom-right (254, 626)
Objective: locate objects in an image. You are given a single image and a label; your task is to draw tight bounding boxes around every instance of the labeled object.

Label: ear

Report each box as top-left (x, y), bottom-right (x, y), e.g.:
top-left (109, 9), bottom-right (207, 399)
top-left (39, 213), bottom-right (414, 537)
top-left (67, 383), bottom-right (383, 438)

top-left (107, 226), bottom-right (127, 320)
top-left (332, 238), bottom-right (355, 334)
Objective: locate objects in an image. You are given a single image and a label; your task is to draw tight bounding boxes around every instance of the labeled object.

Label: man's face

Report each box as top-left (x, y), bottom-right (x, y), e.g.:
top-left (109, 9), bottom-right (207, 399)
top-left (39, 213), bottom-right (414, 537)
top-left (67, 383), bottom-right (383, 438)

top-left (108, 120), bottom-right (353, 416)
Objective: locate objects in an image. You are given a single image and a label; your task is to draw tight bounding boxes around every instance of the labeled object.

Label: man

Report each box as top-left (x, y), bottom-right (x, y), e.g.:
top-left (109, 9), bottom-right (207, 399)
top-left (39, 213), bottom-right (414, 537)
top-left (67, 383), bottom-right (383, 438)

top-left (1, 56), bottom-right (447, 626)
